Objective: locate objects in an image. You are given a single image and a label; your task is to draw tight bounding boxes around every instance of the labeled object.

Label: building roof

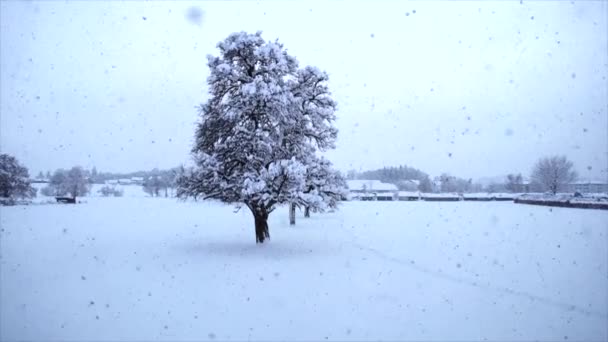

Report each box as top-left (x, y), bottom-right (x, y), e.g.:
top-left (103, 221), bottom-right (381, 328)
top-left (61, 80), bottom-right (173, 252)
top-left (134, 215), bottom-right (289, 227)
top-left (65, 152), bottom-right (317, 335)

top-left (347, 180), bottom-right (398, 191)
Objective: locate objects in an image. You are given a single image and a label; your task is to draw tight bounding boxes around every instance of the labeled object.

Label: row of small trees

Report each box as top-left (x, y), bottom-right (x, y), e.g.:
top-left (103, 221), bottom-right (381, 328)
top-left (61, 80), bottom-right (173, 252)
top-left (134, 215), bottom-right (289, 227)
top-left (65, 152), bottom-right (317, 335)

top-left (435, 155), bottom-right (579, 194)
top-left (142, 169), bottom-right (178, 197)
top-left (2, 155), bottom-right (182, 202)
top-left (1, 155), bottom-right (111, 204)
top-left (504, 155), bottom-right (578, 194)
top-left (43, 167), bottom-right (179, 199)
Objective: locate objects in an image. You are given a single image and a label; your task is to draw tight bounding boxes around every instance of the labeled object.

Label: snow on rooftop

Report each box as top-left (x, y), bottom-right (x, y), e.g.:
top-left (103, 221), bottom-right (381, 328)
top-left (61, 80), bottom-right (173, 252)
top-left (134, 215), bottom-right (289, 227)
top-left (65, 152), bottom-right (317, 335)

top-left (347, 180), bottom-right (398, 191)
top-left (397, 191), bottom-right (420, 197)
top-left (572, 180), bottom-right (608, 185)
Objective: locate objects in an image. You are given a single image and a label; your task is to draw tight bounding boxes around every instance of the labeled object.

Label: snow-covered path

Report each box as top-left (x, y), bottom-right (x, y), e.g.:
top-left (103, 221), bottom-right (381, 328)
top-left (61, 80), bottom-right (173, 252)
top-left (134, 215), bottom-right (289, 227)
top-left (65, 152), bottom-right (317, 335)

top-left (1, 199), bottom-right (606, 340)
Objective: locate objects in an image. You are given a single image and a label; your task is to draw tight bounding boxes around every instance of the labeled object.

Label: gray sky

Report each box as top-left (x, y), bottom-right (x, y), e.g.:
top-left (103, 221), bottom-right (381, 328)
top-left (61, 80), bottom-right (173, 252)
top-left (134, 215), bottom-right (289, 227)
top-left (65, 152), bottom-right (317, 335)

top-left (1, 0), bottom-right (607, 181)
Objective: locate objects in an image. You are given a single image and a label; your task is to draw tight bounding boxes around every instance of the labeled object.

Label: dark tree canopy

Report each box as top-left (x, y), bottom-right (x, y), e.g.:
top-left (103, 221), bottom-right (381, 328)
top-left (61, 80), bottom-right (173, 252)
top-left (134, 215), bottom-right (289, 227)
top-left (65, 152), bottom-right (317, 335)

top-left (0, 154), bottom-right (36, 203)
top-left (505, 173), bottom-right (524, 193)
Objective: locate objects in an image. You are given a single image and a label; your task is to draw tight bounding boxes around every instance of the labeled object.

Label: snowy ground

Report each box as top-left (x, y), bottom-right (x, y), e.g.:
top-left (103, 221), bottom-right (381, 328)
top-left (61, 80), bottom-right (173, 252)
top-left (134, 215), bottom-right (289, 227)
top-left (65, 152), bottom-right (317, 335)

top-left (1, 195), bottom-right (607, 341)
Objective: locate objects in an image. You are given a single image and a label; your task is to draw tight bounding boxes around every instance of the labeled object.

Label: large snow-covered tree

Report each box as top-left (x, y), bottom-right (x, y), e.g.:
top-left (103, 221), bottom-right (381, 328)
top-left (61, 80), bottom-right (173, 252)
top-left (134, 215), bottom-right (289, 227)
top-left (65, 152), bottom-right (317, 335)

top-left (177, 31), bottom-right (338, 243)
top-left (0, 154), bottom-right (36, 203)
top-left (530, 155), bottom-right (577, 194)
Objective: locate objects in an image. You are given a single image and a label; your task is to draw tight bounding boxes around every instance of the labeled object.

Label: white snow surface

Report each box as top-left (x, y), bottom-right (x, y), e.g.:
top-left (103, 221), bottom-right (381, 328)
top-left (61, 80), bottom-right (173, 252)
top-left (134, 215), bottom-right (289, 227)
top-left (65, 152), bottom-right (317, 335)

top-left (1, 199), bottom-right (607, 341)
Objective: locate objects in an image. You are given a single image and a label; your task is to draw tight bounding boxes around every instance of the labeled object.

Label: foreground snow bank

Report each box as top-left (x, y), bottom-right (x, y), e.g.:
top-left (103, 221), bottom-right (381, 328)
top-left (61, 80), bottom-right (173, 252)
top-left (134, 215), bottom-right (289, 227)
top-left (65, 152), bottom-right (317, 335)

top-left (1, 200), bottom-right (607, 340)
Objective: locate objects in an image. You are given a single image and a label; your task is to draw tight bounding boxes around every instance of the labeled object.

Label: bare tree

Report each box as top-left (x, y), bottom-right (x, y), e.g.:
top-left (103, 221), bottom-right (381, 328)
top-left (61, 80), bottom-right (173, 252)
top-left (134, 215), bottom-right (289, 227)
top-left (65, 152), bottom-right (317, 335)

top-left (143, 176), bottom-right (163, 197)
top-left (418, 175), bottom-right (432, 193)
top-left (439, 173), bottom-right (471, 193)
top-left (530, 155), bottom-right (577, 194)
top-left (45, 167), bottom-right (91, 200)
top-left (505, 173), bottom-right (523, 193)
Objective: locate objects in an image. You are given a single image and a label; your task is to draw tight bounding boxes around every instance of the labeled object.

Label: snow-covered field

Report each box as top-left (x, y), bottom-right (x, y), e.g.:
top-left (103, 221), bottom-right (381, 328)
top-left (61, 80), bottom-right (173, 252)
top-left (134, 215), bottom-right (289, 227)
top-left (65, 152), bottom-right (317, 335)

top-left (1, 195), bottom-right (607, 341)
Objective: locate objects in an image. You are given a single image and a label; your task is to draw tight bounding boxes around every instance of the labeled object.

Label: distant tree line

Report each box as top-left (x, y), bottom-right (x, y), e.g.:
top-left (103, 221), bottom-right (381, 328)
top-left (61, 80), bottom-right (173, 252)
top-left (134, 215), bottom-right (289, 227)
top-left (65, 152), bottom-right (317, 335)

top-left (35, 165), bottom-right (182, 199)
top-left (436, 173), bottom-right (473, 193)
top-left (347, 155), bottom-right (582, 194)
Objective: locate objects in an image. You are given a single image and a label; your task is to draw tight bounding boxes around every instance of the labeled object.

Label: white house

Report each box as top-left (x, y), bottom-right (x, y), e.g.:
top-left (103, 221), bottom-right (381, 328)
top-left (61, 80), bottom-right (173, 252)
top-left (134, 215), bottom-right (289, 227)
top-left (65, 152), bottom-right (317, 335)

top-left (131, 177), bottom-right (144, 185)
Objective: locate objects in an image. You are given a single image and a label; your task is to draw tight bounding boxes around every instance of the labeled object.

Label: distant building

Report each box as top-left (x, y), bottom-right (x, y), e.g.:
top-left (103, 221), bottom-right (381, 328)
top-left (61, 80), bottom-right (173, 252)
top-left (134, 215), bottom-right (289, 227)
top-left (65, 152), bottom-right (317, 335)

top-left (131, 177), bottom-right (144, 185)
top-left (347, 180), bottom-right (398, 200)
top-left (106, 179), bottom-right (119, 185)
top-left (566, 181), bottom-right (608, 194)
top-left (118, 179), bottom-right (132, 185)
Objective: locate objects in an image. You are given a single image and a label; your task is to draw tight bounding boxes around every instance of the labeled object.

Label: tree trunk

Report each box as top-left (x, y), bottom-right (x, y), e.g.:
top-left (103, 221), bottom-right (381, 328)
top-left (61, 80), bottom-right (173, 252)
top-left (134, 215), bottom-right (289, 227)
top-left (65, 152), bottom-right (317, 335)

top-left (289, 203), bottom-right (296, 225)
top-left (304, 206), bottom-right (310, 218)
top-left (253, 208), bottom-right (270, 243)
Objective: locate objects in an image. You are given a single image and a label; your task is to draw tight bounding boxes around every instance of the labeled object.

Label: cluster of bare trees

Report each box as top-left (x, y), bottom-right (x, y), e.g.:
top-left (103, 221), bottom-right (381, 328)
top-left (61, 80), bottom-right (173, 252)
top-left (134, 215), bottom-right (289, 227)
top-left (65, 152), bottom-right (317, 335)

top-left (142, 171), bottom-right (176, 197)
top-left (503, 155), bottom-right (578, 194)
top-left (41, 167), bottom-right (91, 200)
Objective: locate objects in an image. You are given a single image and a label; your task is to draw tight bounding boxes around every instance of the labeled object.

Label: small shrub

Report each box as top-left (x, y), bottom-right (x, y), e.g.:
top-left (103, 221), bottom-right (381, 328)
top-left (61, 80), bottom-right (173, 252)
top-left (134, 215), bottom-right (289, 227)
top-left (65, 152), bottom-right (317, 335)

top-left (40, 186), bottom-right (57, 197)
top-left (98, 185), bottom-right (123, 197)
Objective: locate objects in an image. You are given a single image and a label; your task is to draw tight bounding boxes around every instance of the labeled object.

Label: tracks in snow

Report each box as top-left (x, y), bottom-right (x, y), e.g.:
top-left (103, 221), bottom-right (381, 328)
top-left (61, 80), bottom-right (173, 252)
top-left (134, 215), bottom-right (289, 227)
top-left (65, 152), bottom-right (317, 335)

top-left (345, 237), bottom-right (607, 320)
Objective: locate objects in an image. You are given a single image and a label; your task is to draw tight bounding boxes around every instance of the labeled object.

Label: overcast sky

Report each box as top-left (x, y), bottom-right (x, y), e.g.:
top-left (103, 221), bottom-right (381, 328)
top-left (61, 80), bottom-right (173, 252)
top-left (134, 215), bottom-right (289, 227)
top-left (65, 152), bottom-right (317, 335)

top-left (1, 0), bottom-right (607, 181)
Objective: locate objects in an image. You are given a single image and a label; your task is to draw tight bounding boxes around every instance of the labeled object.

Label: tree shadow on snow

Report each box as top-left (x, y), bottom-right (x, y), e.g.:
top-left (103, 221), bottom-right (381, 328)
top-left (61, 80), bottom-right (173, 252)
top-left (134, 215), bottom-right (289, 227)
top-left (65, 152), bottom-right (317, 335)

top-left (176, 239), bottom-right (332, 259)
